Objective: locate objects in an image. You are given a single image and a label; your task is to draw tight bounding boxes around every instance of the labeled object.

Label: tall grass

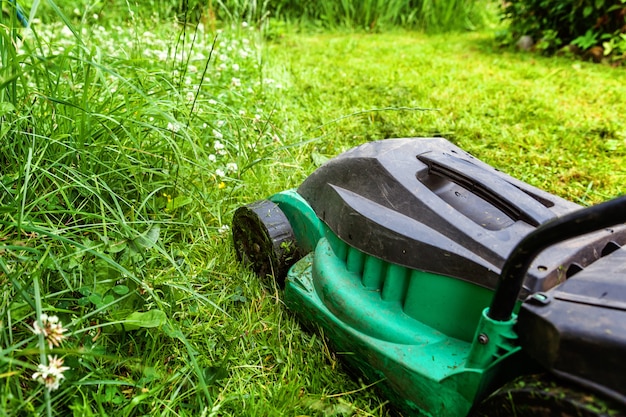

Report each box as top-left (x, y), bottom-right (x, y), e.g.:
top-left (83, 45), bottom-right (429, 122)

top-left (308, 0), bottom-right (491, 31)
top-left (0, 2), bottom-right (290, 414)
top-left (133, 0), bottom-right (493, 32)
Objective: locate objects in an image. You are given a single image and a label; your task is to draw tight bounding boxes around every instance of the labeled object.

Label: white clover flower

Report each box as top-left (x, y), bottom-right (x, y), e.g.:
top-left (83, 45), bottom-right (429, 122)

top-left (218, 225), bottom-right (230, 234)
top-left (186, 91), bottom-right (195, 102)
top-left (231, 77), bottom-right (241, 87)
top-left (156, 50), bottom-right (168, 61)
top-left (242, 21), bottom-right (249, 28)
top-left (232, 64), bottom-right (240, 72)
top-left (32, 314), bottom-right (68, 349)
top-left (167, 122), bottom-right (180, 133)
top-left (215, 169), bottom-right (225, 178)
top-left (208, 99), bottom-right (218, 105)
top-left (212, 129), bottom-right (223, 140)
top-left (226, 162), bottom-right (238, 173)
top-left (214, 141), bottom-right (225, 151)
top-left (61, 26), bottom-right (73, 38)
top-left (33, 355), bottom-right (70, 392)
top-left (208, 154), bottom-right (217, 162)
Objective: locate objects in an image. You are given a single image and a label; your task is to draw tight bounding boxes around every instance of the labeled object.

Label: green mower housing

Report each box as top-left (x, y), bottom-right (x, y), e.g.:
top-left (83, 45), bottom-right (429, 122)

top-left (232, 138), bottom-right (626, 416)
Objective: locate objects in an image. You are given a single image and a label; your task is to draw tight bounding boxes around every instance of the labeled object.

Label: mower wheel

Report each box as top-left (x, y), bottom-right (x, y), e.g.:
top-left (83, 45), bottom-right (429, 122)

top-left (471, 373), bottom-right (625, 417)
top-left (232, 200), bottom-right (300, 286)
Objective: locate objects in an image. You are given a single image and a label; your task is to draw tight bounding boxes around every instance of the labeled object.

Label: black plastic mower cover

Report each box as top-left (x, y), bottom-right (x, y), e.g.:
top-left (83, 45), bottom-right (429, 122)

top-left (475, 193), bottom-right (626, 406)
top-left (297, 138), bottom-right (626, 295)
top-left (518, 245), bottom-right (626, 405)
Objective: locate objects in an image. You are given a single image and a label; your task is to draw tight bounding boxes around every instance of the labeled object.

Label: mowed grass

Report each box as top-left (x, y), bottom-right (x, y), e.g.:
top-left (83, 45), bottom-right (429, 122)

top-left (264, 30), bottom-right (626, 204)
top-left (1, 6), bottom-right (625, 416)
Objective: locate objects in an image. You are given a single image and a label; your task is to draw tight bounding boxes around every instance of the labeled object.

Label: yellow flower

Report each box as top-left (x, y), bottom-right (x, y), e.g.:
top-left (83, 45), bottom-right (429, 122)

top-left (218, 182), bottom-right (226, 189)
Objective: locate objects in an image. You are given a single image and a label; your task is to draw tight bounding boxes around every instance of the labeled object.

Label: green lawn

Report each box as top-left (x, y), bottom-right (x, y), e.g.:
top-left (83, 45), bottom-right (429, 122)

top-left (264, 30), bottom-right (626, 203)
top-left (1, 8), bottom-right (625, 416)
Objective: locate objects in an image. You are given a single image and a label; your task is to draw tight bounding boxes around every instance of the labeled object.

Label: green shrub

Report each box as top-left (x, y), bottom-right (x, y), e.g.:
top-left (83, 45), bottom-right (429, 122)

top-left (502, 0), bottom-right (626, 62)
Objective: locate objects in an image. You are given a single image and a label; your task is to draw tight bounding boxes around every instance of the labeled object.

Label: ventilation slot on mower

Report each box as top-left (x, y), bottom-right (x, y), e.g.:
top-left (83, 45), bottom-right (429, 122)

top-left (602, 241), bottom-right (621, 257)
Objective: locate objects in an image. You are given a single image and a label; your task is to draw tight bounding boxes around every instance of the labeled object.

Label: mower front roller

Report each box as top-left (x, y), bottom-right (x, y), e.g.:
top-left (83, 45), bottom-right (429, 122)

top-left (232, 190), bottom-right (325, 286)
top-left (232, 200), bottom-right (298, 286)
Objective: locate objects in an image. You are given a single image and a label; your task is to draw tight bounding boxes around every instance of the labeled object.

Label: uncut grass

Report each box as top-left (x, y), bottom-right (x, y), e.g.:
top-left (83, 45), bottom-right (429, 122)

top-left (261, 0), bottom-right (486, 32)
top-left (1, 8), bottom-right (359, 417)
top-left (117, 0), bottom-right (494, 33)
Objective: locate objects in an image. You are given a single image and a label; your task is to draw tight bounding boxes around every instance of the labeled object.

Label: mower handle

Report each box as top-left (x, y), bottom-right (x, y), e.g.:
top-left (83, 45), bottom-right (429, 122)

top-left (488, 194), bottom-right (626, 322)
top-left (418, 152), bottom-right (554, 226)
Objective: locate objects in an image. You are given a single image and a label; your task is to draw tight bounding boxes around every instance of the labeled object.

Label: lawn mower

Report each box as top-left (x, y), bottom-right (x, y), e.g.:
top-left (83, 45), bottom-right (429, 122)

top-left (231, 137), bottom-right (626, 416)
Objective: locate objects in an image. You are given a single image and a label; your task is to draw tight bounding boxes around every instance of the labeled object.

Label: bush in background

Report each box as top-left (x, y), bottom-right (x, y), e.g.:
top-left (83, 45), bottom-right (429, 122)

top-left (501, 0), bottom-right (626, 63)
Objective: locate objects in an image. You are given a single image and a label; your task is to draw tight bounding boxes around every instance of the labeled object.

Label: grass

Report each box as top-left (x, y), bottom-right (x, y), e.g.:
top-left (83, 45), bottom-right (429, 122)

top-left (1, 2), bottom-right (625, 416)
top-left (266, 31), bottom-right (626, 203)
